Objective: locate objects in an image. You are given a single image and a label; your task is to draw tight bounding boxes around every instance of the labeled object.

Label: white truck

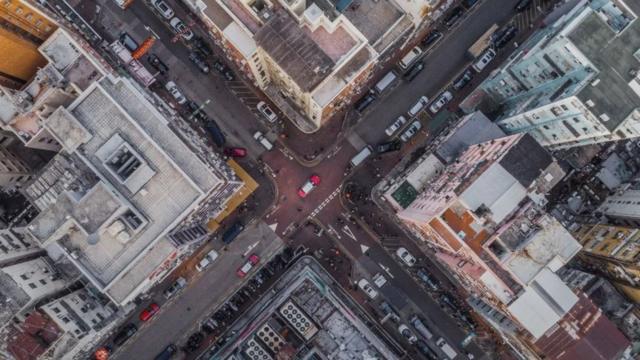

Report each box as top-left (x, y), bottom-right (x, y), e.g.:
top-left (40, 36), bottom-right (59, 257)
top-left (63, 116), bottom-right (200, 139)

top-left (253, 131), bottom-right (273, 151)
top-left (374, 71), bottom-right (398, 94)
top-left (436, 337), bottom-right (458, 359)
top-left (349, 145), bottom-right (373, 167)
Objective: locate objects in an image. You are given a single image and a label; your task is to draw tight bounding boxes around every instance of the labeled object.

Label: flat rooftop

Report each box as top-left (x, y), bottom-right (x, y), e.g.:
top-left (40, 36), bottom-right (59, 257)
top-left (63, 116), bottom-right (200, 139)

top-left (206, 257), bottom-right (400, 360)
top-left (342, 0), bottom-right (406, 52)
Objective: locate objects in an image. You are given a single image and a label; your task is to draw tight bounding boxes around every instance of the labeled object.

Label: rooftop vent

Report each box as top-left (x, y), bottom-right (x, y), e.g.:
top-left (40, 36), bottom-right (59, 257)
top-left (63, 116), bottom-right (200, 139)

top-left (279, 300), bottom-right (318, 340)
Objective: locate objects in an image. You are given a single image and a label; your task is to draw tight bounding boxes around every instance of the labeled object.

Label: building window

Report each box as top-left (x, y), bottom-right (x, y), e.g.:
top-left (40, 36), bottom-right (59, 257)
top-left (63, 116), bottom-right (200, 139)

top-left (61, 317), bottom-right (70, 324)
top-left (39, 279), bottom-right (47, 285)
top-left (52, 307), bottom-right (60, 314)
top-left (28, 282), bottom-right (36, 289)
top-left (20, 274), bottom-right (28, 280)
top-left (561, 104), bottom-right (569, 111)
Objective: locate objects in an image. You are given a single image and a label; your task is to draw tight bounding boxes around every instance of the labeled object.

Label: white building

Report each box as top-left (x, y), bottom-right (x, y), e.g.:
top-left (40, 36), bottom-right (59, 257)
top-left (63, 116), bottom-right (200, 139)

top-left (597, 189), bottom-right (640, 227)
top-left (0, 227), bottom-right (41, 266)
top-left (0, 257), bottom-right (68, 324)
top-left (40, 288), bottom-right (114, 339)
top-left (476, 0), bottom-right (640, 149)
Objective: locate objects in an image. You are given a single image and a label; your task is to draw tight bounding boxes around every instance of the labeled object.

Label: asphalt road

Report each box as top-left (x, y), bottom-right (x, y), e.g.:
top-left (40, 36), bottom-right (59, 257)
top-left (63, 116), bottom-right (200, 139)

top-left (56, 0), bottom-right (530, 358)
top-left (354, 0), bottom-right (523, 146)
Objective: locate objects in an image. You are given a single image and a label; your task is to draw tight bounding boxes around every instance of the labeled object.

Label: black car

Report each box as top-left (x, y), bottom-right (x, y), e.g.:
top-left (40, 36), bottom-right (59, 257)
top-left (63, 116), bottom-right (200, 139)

top-left (354, 93), bottom-right (376, 113)
top-left (416, 268), bottom-right (440, 291)
top-left (205, 121), bottom-right (226, 147)
top-left (376, 140), bottom-right (401, 154)
top-left (189, 51), bottom-right (210, 73)
top-left (444, 7), bottom-right (464, 28)
top-left (222, 222), bottom-right (244, 244)
top-left (147, 54), bottom-right (169, 75)
top-left (119, 32), bottom-right (139, 52)
top-left (113, 323), bottom-right (137, 346)
top-left (515, 0), bottom-right (532, 12)
top-left (404, 61), bottom-right (424, 81)
top-left (492, 25), bottom-right (518, 49)
top-left (452, 69), bottom-right (473, 90)
top-left (421, 30), bottom-right (442, 49)
top-left (213, 60), bottom-right (235, 81)
top-left (154, 344), bottom-right (177, 360)
top-left (192, 36), bottom-right (213, 56)
top-left (416, 340), bottom-right (438, 360)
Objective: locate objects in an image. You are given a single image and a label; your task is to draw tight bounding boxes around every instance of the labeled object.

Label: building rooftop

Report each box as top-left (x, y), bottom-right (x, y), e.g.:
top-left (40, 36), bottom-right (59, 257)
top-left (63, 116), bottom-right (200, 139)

top-left (435, 111), bottom-right (505, 163)
top-left (568, 9), bottom-right (640, 131)
top-left (341, 0), bottom-right (406, 53)
top-left (255, 10), bottom-right (335, 92)
top-left (5, 311), bottom-right (62, 360)
top-left (24, 76), bottom-right (232, 304)
top-left (206, 257), bottom-right (399, 359)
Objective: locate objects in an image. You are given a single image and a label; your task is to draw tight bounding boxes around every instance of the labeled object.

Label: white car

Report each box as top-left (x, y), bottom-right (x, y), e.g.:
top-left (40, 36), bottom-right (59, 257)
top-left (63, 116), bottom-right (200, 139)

top-left (165, 81), bottom-right (187, 105)
top-left (396, 247), bottom-right (416, 267)
top-left (151, 0), bottom-right (174, 19)
top-left (429, 91), bottom-right (453, 114)
top-left (408, 95), bottom-right (429, 117)
top-left (400, 120), bottom-right (422, 142)
top-left (398, 324), bottom-right (418, 344)
top-left (385, 115), bottom-right (407, 137)
top-left (169, 17), bottom-right (194, 41)
top-left (373, 273), bottom-right (387, 288)
top-left (195, 249), bottom-right (219, 272)
top-left (357, 279), bottom-right (378, 299)
top-left (257, 101), bottom-right (278, 123)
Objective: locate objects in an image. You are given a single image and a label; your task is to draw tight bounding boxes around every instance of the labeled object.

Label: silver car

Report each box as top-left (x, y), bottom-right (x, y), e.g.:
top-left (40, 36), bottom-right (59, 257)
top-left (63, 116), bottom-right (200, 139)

top-left (400, 121), bottom-right (422, 142)
top-left (151, 0), bottom-right (174, 19)
top-left (429, 91), bottom-right (453, 114)
top-left (385, 115), bottom-right (407, 137)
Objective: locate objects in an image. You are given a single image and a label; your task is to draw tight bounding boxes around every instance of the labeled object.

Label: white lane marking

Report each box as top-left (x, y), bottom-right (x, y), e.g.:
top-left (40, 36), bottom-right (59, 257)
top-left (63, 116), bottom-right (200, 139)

top-left (268, 222), bottom-right (278, 231)
top-left (342, 224), bottom-right (357, 242)
top-left (310, 185), bottom-right (342, 217)
top-left (378, 263), bottom-right (394, 279)
top-left (361, 244), bottom-right (370, 254)
top-left (327, 225), bottom-right (342, 239)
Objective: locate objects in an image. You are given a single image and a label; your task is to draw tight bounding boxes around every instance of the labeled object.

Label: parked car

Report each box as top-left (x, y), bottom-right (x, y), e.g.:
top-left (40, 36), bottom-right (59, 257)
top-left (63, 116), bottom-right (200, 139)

top-left (400, 120), bottom-right (422, 142)
top-left (195, 249), bottom-right (220, 272)
top-left (119, 32), bottom-right (138, 52)
top-left (139, 303), bottom-right (160, 321)
top-left (421, 30), bottom-right (442, 48)
top-left (398, 324), bottom-right (418, 344)
top-left (429, 91), bottom-right (453, 114)
top-left (416, 340), bottom-right (439, 360)
top-left (472, 48), bottom-right (496, 72)
top-left (223, 147), bottom-right (247, 158)
top-left (408, 96), bottom-right (429, 117)
top-left (154, 344), bottom-right (178, 360)
top-left (222, 222), bottom-right (244, 244)
top-left (416, 268), bottom-right (440, 290)
top-left (147, 54), bottom-right (169, 74)
top-left (444, 7), bottom-right (464, 28)
top-left (113, 323), bottom-right (137, 346)
top-left (257, 101), bottom-right (278, 123)
top-left (165, 81), bottom-right (187, 105)
top-left (163, 277), bottom-right (187, 299)
top-left (376, 140), bottom-right (401, 154)
top-left (298, 174), bottom-right (321, 198)
top-left (385, 115), bottom-right (407, 136)
top-left (236, 254), bottom-right (260, 278)
top-left (492, 25), bottom-right (518, 49)
top-left (452, 69), bottom-right (473, 90)
top-left (192, 36), bottom-right (213, 56)
top-left (205, 121), bottom-right (226, 147)
top-left (151, 0), bottom-right (174, 19)
top-left (213, 60), bottom-right (234, 80)
top-left (396, 247), bottom-right (416, 267)
top-left (357, 279), bottom-right (378, 299)
top-left (169, 17), bottom-right (194, 41)
top-left (404, 61), bottom-right (424, 82)
top-left (189, 51), bottom-right (210, 73)
top-left (515, 0), bottom-right (532, 12)
top-left (355, 93), bottom-right (376, 113)
top-left (410, 315), bottom-right (434, 340)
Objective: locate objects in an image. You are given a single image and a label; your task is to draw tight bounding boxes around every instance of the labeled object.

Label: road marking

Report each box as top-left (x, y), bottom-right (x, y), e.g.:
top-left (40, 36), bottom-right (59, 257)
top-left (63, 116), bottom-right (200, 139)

top-left (342, 225), bottom-right (357, 242)
top-left (268, 222), bottom-right (278, 231)
top-left (310, 185), bottom-right (342, 217)
top-left (378, 263), bottom-right (394, 279)
top-left (242, 241), bottom-right (259, 257)
top-left (361, 244), bottom-right (370, 254)
top-left (327, 225), bottom-right (342, 239)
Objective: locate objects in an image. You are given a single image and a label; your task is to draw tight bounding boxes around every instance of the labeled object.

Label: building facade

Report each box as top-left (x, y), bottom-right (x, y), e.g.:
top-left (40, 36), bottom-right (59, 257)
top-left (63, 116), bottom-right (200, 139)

top-left (183, 0), bottom-right (423, 132)
top-left (475, 0), bottom-right (640, 149)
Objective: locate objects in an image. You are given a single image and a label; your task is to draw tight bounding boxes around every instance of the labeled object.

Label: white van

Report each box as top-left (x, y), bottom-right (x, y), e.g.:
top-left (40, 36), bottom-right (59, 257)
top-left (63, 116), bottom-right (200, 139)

top-left (398, 46), bottom-right (423, 69)
top-left (350, 146), bottom-right (373, 167)
top-left (374, 71), bottom-right (398, 93)
top-left (408, 96), bottom-right (429, 117)
top-left (472, 48), bottom-right (496, 72)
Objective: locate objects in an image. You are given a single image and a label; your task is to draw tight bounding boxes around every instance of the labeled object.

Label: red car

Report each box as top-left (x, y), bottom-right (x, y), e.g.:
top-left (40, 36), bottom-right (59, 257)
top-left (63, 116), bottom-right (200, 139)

top-left (297, 174), bottom-right (320, 198)
top-left (139, 303), bottom-right (160, 321)
top-left (223, 147), bottom-right (247, 158)
top-left (236, 254), bottom-right (260, 278)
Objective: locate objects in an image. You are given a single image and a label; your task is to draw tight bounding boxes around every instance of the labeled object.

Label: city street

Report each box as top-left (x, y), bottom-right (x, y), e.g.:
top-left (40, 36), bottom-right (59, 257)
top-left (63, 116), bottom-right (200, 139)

top-left (45, 0), bottom-right (555, 358)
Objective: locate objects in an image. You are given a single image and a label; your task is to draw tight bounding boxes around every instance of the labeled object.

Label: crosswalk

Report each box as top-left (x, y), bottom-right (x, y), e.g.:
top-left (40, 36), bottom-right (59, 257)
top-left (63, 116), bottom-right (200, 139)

top-left (513, 0), bottom-right (556, 31)
top-left (310, 185), bottom-right (342, 218)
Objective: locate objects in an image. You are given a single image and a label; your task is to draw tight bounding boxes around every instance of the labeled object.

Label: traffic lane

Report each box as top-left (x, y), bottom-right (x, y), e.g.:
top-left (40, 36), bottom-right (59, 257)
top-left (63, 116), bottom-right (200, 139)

top-left (112, 223), bottom-right (285, 360)
top-left (264, 144), bottom-right (358, 234)
top-left (315, 205), bottom-right (482, 358)
top-left (356, 0), bottom-right (521, 145)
